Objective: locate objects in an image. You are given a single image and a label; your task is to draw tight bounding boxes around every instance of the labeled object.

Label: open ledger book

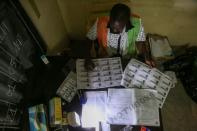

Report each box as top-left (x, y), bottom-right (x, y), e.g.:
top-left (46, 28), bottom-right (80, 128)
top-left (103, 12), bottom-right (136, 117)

top-left (106, 88), bottom-right (160, 126)
top-left (81, 89), bottom-right (160, 128)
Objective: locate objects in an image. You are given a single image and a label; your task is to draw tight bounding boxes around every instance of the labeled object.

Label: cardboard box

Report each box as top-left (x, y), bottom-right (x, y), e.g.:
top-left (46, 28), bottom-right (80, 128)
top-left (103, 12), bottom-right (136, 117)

top-left (49, 97), bottom-right (62, 126)
top-left (28, 104), bottom-right (48, 131)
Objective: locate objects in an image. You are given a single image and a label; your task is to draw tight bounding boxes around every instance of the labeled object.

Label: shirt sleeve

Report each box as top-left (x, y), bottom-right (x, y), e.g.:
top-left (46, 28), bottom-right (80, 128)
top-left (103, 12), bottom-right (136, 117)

top-left (136, 19), bottom-right (146, 42)
top-left (86, 18), bottom-right (98, 40)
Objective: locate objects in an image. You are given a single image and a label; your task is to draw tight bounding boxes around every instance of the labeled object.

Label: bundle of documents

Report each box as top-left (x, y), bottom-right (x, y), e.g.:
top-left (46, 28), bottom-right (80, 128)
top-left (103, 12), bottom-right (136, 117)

top-left (56, 71), bottom-right (77, 102)
top-left (76, 57), bottom-right (123, 89)
top-left (121, 59), bottom-right (175, 108)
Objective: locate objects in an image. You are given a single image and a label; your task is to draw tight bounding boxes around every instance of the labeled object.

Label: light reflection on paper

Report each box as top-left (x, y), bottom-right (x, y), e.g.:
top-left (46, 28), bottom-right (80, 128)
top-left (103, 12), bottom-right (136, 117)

top-left (81, 91), bottom-right (107, 131)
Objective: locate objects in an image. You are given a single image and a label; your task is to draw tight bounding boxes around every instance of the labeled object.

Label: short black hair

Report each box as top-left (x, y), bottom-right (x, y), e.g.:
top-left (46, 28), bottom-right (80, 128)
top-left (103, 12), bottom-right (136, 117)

top-left (110, 3), bottom-right (131, 23)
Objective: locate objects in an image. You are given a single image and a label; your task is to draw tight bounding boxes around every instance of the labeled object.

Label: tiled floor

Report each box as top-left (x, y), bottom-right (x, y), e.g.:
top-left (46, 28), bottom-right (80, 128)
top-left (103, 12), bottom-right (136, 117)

top-left (162, 80), bottom-right (197, 131)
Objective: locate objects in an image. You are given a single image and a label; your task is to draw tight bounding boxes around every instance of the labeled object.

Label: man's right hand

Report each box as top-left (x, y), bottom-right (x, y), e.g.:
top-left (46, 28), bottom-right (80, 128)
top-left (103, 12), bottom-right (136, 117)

top-left (84, 58), bottom-right (95, 71)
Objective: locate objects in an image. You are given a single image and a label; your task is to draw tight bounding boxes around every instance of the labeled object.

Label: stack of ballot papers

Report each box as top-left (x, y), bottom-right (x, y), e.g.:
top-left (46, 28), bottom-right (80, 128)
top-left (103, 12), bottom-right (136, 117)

top-left (76, 57), bottom-right (123, 89)
top-left (56, 71), bottom-right (77, 102)
top-left (121, 59), bottom-right (175, 108)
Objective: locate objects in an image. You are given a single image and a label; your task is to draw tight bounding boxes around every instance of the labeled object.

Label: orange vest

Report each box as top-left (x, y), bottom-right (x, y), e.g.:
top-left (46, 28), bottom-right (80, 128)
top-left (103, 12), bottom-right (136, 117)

top-left (97, 16), bottom-right (109, 57)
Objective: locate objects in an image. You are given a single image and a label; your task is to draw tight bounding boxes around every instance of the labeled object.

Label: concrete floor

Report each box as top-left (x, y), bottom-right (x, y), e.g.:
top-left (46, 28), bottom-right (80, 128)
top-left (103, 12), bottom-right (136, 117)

top-left (161, 80), bottom-right (197, 131)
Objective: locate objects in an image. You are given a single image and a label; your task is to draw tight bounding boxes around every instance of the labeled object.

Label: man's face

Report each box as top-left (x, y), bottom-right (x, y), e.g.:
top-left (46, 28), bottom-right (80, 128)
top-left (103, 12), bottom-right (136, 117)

top-left (110, 21), bottom-right (126, 34)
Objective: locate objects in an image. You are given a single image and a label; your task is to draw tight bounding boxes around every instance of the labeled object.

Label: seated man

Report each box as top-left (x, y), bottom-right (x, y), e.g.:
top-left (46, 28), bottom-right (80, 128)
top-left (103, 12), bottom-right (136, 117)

top-left (85, 3), bottom-right (153, 70)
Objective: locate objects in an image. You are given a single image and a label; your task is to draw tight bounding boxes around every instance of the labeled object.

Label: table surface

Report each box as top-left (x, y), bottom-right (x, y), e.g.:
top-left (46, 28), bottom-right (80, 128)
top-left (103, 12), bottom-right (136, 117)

top-left (23, 56), bottom-right (163, 131)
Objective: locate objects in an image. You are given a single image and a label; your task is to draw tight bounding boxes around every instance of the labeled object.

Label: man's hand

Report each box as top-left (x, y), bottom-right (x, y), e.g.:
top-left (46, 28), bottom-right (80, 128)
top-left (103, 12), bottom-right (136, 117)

top-left (84, 58), bottom-right (95, 71)
top-left (145, 59), bottom-right (156, 68)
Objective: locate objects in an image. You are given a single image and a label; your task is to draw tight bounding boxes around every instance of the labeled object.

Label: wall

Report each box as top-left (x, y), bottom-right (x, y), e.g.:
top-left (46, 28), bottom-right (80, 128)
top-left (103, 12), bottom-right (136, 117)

top-left (57, 0), bottom-right (89, 40)
top-left (58, 0), bottom-right (197, 45)
top-left (19, 0), bottom-right (197, 54)
top-left (19, 0), bottom-right (70, 55)
top-left (57, 0), bottom-right (130, 40)
top-left (131, 0), bottom-right (197, 45)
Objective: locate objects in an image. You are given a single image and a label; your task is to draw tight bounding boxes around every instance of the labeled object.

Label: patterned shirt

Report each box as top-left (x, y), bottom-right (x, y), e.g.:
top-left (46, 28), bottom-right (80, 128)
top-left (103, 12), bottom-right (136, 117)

top-left (86, 18), bottom-right (146, 56)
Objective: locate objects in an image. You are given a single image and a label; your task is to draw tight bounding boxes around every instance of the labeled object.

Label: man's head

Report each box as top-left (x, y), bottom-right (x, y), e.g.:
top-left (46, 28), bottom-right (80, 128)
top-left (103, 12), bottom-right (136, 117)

top-left (109, 3), bottom-right (131, 34)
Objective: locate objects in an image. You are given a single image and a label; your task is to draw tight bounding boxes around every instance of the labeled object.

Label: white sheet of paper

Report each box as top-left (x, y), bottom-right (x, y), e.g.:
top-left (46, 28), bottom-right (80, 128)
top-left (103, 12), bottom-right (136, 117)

top-left (100, 122), bottom-right (110, 131)
top-left (76, 57), bottom-right (123, 89)
top-left (81, 91), bottom-right (107, 128)
top-left (106, 88), bottom-right (160, 126)
top-left (133, 89), bottom-right (160, 126)
top-left (106, 89), bottom-right (136, 125)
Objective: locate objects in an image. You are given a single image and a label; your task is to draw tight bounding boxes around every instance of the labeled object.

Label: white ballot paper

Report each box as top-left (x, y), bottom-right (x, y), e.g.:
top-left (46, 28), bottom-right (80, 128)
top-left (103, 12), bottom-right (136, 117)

top-left (56, 71), bottom-right (77, 102)
top-left (106, 88), bottom-right (160, 126)
top-left (81, 91), bottom-right (107, 129)
top-left (76, 57), bottom-right (123, 89)
top-left (121, 59), bottom-right (175, 108)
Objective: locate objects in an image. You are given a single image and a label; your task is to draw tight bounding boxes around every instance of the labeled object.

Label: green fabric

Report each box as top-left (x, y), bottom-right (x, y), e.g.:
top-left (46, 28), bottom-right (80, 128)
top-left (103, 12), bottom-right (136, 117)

top-left (127, 17), bottom-right (141, 55)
